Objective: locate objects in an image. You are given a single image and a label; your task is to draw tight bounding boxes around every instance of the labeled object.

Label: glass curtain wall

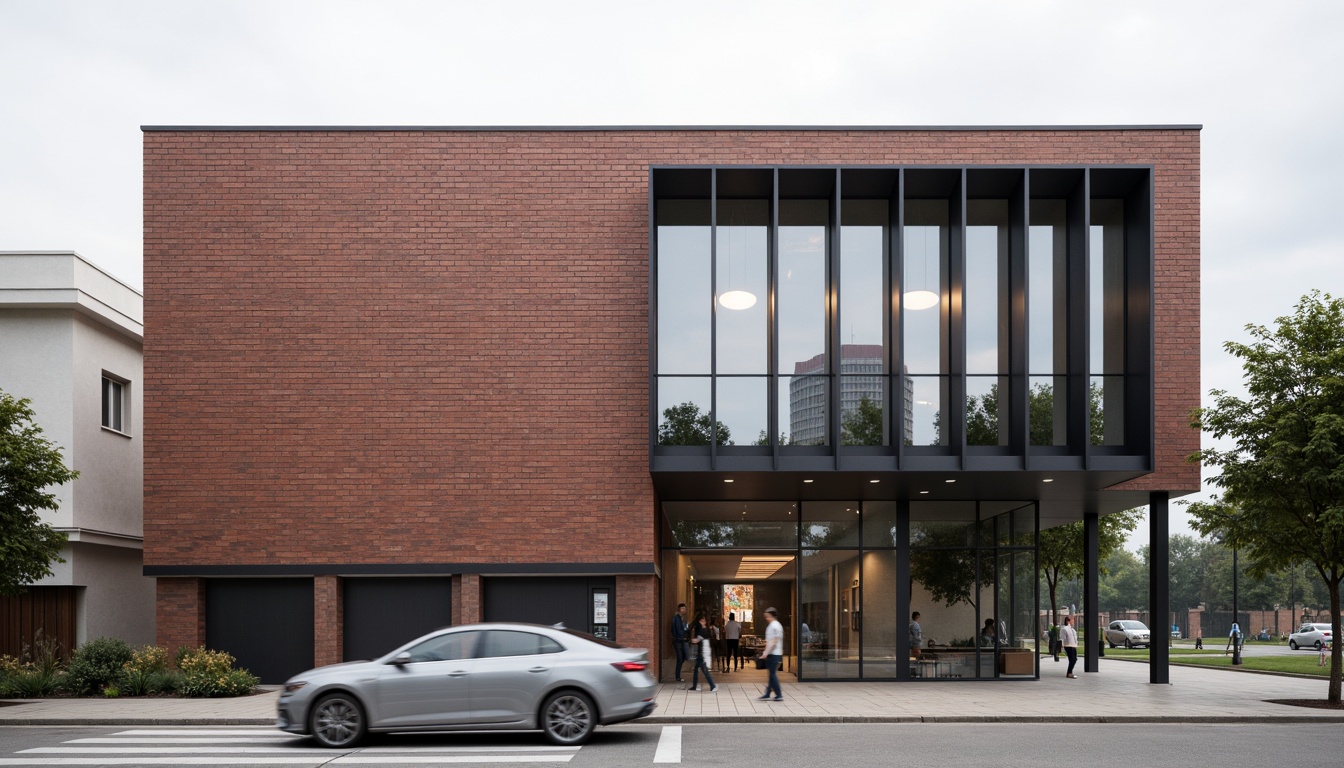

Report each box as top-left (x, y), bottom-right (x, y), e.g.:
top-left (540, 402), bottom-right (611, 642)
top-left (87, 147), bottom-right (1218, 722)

top-left (902, 199), bottom-right (949, 446)
top-left (1089, 198), bottom-right (1126, 447)
top-left (1028, 199), bottom-right (1069, 447)
top-left (909, 501), bottom-right (1037, 678)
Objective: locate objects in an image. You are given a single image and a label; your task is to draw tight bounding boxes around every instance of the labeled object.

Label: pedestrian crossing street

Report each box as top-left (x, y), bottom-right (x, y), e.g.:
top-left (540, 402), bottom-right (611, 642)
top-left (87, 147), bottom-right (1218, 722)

top-left (0, 728), bottom-right (589, 765)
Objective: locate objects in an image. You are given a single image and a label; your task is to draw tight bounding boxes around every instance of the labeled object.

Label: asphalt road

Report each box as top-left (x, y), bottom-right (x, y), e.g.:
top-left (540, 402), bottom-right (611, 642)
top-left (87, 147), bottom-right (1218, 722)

top-left (2, 723), bottom-right (1342, 767)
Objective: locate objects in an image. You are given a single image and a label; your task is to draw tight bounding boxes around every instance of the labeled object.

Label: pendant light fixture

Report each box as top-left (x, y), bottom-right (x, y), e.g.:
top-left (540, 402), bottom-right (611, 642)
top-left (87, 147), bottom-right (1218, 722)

top-left (717, 203), bottom-right (757, 310)
top-left (903, 223), bottom-right (938, 311)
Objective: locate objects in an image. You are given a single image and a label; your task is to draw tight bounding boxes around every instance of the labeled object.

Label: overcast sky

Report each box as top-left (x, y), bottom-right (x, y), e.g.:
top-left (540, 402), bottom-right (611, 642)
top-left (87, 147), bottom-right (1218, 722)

top-left (3, 0), bottom-right (1342, 549)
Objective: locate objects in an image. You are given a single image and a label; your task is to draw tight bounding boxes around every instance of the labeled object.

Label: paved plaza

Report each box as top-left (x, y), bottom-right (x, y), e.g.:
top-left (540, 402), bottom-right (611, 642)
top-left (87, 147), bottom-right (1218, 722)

top-left (2, 659), bottom-right (1341, 725)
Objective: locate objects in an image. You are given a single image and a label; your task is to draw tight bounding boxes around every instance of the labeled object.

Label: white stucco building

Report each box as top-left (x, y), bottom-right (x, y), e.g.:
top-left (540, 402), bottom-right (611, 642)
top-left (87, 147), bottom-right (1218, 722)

top-left (0, 251), bottom-right (152, 653)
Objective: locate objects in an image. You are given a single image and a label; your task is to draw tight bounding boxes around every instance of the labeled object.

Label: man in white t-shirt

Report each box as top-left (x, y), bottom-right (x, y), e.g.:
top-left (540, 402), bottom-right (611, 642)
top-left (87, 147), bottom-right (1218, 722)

top-left (758, 607), bottom-right (784, 701)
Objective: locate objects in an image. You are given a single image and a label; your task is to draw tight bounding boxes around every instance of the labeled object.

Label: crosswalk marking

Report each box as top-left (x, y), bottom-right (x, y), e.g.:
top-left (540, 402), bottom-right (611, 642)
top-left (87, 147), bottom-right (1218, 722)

top-left (653, 725), bottom-right (682, 763)
top-left (1, 728), bottom-right (585, 766)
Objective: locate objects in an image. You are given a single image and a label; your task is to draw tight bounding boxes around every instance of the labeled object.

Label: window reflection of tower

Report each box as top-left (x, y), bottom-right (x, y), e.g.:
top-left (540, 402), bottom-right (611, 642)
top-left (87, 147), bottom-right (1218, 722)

top-left (789, 345), bottom-right (885, 446)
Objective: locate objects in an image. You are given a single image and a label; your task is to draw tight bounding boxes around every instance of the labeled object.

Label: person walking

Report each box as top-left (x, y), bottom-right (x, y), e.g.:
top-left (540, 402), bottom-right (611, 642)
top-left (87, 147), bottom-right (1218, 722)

top-left (710, 617), bottom-right (729, 673)
top-left (758, 607), bottom-right (784, 701)
top-left (724, 612), bottom-right (742, 671)
top-left (671, 603), bottom-right (689, 682)
top-left (1060, 614), bottom-right (1079, 678)
top-left (688, 614), bottom-right (718, 692)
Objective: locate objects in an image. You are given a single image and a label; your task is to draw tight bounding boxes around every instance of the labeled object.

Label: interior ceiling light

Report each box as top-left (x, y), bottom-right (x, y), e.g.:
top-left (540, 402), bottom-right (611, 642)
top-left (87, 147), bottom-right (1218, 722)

top-left (903, 224), bottom-right (939, 311)
top-left (945, 479), bottom-right (956, 484)
top-left (869, 479), bottom-right (880, 484)
top-left (735, 555), bottom-right (795, 579)
top-left (903, 289), bottom-right (939, 311)
top-left (1043, 478), bottom-right (1055, 483)
top-left (919, 490), bottom-right (930, 494)
top-left (802, 479), bottom-right (814, 484)
top-left (718, 290), bottom-right (757, 310)
top-left (723, 478), bottom-right (734, 483)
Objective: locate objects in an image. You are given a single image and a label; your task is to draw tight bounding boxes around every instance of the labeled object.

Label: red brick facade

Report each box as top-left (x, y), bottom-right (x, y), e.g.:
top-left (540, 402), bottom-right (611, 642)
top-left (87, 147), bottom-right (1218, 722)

top-left (142, 127), bottom-right (1200, 670)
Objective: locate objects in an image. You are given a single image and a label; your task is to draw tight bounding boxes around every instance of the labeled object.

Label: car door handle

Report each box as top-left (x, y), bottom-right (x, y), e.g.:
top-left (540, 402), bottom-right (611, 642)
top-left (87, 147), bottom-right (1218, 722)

top-left (448, 670), bottom-right (469, 677)
top-left (528, 666), bottom-right (549, 673)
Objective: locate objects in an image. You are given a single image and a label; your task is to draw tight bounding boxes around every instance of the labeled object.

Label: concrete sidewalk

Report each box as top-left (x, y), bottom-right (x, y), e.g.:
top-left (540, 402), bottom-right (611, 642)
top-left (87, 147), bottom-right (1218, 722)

top-left (2, 659), bottom-right (1341, 726)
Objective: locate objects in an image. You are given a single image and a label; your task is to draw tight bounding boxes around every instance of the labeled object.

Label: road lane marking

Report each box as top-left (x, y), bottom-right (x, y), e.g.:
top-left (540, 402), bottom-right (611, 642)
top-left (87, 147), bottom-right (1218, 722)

top-left (653, 725), bottom-right (681, 763)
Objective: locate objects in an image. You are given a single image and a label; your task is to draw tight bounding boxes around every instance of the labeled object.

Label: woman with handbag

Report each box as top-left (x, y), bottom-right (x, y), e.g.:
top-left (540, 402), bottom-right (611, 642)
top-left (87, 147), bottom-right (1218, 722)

top-left (688, 614), bottom-right (718, 692)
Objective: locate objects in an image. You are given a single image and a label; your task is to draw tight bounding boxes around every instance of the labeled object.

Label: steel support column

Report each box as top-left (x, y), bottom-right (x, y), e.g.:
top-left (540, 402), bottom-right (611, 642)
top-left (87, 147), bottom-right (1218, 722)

top-left (1149, 492), bottom-right (1170, 683)
top-left (1083, 512), bottom-right (1099, 673)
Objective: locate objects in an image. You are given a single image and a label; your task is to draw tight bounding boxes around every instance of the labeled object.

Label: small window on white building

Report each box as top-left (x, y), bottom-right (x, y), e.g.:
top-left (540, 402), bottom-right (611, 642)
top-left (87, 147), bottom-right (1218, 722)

top-left (102, 375), bottom-right (126, 432)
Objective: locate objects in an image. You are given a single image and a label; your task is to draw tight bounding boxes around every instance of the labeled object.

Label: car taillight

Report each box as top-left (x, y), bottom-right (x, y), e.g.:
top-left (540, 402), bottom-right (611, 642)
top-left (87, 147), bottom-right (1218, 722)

top-left (611, 661), bottom-right (649, 672)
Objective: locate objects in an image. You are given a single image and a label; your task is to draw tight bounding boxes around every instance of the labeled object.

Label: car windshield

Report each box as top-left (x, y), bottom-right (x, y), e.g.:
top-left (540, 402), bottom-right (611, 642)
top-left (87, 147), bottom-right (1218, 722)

top-left (1120, 621), bottom-right (1147, 630)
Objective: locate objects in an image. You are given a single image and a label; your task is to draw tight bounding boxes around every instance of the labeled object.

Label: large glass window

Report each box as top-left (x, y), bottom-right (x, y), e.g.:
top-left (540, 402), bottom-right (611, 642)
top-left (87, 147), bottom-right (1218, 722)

top-left (1029, 199), bottom-right (1068, 447)
top-left (656, 200), bottom-right (711, 375)
top-left (1090, 198), bottom-right (1125, 446)
top-left (901, 199), bottom-right (947, 374)
top-left (716, 199), bottom-right (769, 375)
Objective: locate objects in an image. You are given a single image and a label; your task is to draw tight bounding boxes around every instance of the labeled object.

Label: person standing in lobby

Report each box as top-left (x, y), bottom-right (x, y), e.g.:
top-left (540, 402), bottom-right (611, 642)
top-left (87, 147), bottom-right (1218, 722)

top-left (1060, 615), bottom-right (1079, 679)
top-left (724, 612), bottom-right (742, 671)
top-left (909, 611), bottom-right (923, 659)
top-left (671, 603), bottom-right (689, 682)
top-left (758, 607), bottom-right (784, 701)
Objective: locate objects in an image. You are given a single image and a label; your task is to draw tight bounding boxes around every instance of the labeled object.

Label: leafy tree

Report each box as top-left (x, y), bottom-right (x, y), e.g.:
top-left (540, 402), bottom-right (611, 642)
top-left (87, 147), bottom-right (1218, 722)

top-left (1187, 291), bottom-right (1344, 702)
top-left (1038, 508), bottom-right (1142, 624)
top-left (657, 402), bottom-right (732, 446)
top-left (841, 396), bottom-right (883, 446)
top-left (910, 523), bottom-right (993, 610)
top-left (941, 381), bottom-right (1104, 447)
top-left (1098, 547), bottom-right (1147, 612)
top-left (1, 390), bottom-right (78, 596)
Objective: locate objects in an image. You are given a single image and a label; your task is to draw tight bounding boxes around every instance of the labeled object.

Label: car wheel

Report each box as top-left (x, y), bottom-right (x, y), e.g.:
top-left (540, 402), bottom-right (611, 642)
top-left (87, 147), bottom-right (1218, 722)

top-left (541, 690), bottom-right (596, 746)
top-left (1315, 640), bottom-right (1324, 651)
top-left (309, 692), bottom-right (367, 748)
top-left (1290, 640), bottom-right (1299, 650)
top-left (1125, 639), bottom-right (1133, 649)
top-left (1108, 641), bottom-right (1116, 649)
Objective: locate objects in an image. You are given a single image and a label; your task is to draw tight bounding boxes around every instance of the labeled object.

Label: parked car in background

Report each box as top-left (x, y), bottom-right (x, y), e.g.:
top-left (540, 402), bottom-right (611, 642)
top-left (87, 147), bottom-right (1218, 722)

top-left (1289, 623), bottom-right (1333, 650)
top-left (1105, 620), bottom-right (1152, 649)
top-left (277, 623), bottom-right (657, 748)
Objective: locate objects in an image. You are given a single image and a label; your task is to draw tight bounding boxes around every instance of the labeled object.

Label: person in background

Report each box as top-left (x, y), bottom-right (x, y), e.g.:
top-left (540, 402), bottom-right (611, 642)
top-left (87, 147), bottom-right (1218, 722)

top-left (710, 616), bottom-right (728, 673)
top-left (671, 603), bottom-right (689, 682)
top-left (758, 607), bottom-right (785, 702)
top-left (724, 612), bottom-right (742, 671)
top-left (688, 614), bottom-right (718, 692)
top-left (980, 619), bottom-right (997, 647)
top-left (1060, 615), bottom-right (1079, 679)
top-left (909, 612), bottom-right (923, 659)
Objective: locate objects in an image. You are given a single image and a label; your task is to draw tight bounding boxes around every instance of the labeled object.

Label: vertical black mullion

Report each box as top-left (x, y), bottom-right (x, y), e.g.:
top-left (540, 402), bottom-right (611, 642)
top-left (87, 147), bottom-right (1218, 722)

top-left (949, 171), bottom-right (967, 466)
top-left (1067, 172), bottom-right (1089, 456)
top-left (893, 170), bottom-right (907, 468)
top-left (710, 169), bottom-right (719, 468)
top-left (895, 498), bottom-right (911, 680)
top-left (1010, 172), bottom-right (1028, 461)
top-left (648, 169), bottom-right (658, 454)
top-left (1127, 172), bottom-right (1155, 467)
top-left (829, 169), bottom-right (843, 464)
top-left (1079, 169), bottom-right (1093, 468)
top-left (770, 169), bottom-right (780, 468)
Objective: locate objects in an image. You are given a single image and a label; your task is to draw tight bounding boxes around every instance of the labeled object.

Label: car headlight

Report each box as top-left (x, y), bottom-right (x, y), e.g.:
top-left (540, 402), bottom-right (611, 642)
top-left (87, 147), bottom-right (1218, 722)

top-left (283, 681), bottom-right (308, 694)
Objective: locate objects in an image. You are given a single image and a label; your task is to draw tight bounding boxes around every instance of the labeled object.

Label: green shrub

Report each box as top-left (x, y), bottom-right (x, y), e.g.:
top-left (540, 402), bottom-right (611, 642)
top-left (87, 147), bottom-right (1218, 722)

top-left (120, 645), bottom-right (175, 695)
top-left (3, 669), bottom-right (63, 699)
top-left (0, 634), bottom-right (67, 698)
top-left (65, 637), bottom-right (133, 695)
top-left (176, 647), bottom-right (259, 697)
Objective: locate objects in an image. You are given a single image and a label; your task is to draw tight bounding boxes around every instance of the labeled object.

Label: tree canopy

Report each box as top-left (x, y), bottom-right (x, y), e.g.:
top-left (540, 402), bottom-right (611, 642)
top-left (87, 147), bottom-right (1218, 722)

top-left (1187, 291), bottom-right (1344, 702)
top-left (657, 401), bottom-right (732, 446)
top-left (0, 390), bottom-right (77, 596)
top-left (1037, 508), bottom-right (1142, 623)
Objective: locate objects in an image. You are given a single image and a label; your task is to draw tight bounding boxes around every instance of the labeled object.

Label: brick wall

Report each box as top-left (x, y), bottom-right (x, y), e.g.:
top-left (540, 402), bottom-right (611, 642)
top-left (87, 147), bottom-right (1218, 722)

top-left (314, 575), bottom-right (342, 666)
top-left (143, 128), bottom-right (1200, 658)
top-left (155, 577), bottom-right (205, 651)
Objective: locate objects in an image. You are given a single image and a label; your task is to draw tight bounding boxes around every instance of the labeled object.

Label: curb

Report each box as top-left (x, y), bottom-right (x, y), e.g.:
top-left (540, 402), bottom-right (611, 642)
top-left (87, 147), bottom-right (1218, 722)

top-left (5, 715), bottom-right (1344, 726)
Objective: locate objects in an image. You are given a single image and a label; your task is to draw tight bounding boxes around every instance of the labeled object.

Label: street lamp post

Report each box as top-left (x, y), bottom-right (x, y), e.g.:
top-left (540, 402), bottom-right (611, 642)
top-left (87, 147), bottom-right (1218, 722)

top-left (1232, 547), bottom-right (1242, 666)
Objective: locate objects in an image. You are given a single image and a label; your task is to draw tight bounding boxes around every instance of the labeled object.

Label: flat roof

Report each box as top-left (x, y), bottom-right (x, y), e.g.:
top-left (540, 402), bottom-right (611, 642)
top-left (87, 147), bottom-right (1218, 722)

top-left (142, 124), bottom-right (1203, 132)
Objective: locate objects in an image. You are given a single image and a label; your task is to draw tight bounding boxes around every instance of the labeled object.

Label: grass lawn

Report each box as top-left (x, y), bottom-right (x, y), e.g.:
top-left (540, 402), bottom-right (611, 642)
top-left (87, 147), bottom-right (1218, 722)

top-left (1093, 647), bottom-right (1334, 677)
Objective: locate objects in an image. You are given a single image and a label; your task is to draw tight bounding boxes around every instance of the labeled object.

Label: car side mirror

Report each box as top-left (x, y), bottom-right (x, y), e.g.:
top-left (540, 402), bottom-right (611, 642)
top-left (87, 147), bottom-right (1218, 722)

top-left (391, 652), bottom-right (413, 666)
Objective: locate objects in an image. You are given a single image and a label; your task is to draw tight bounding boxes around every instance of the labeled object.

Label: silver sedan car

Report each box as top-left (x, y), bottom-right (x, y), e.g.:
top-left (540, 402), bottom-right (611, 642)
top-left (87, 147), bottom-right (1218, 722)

top-left (278, 623), bottom-right (657, 747)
